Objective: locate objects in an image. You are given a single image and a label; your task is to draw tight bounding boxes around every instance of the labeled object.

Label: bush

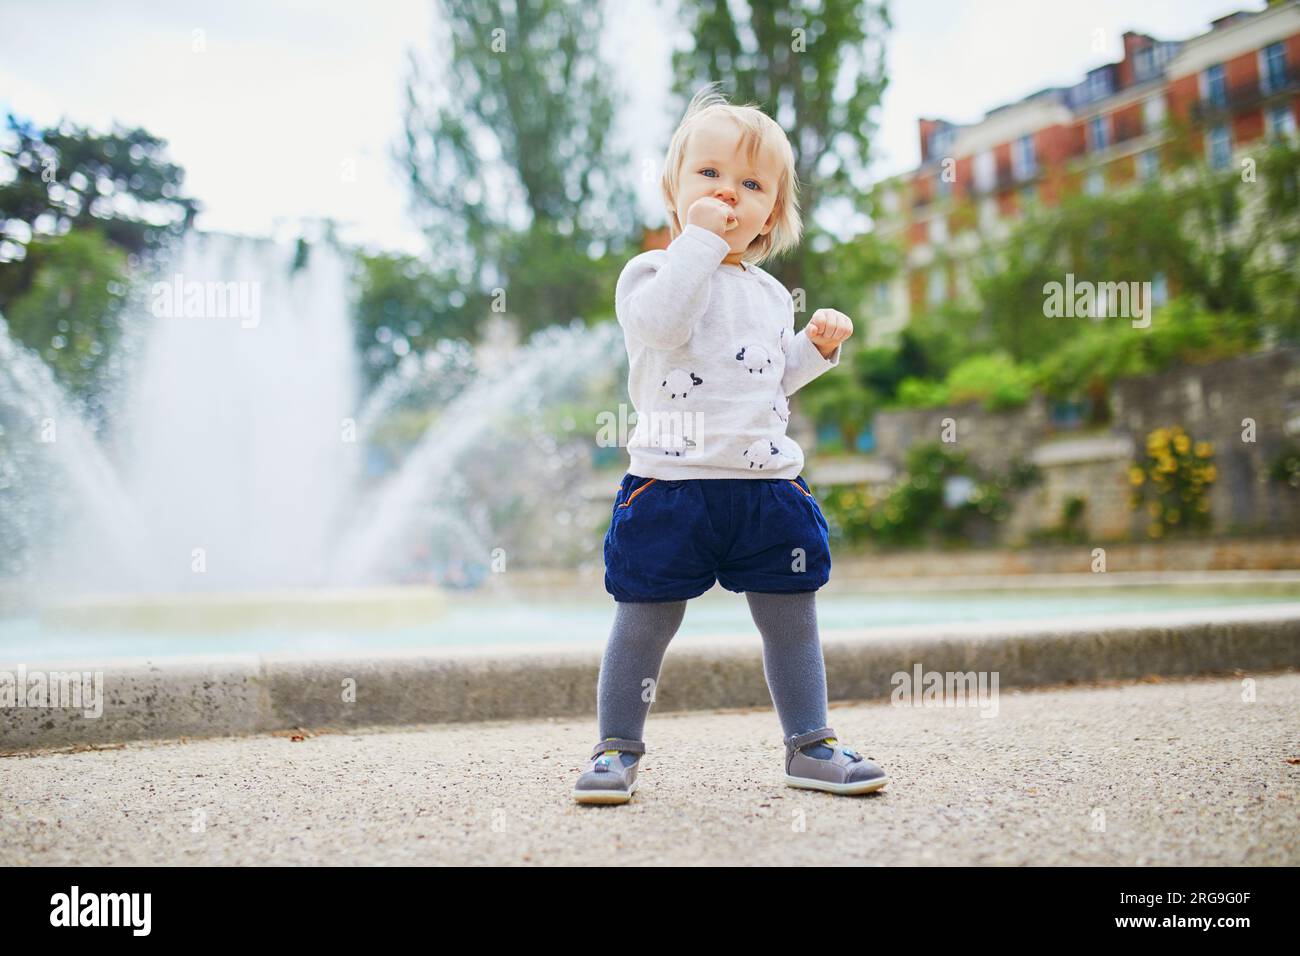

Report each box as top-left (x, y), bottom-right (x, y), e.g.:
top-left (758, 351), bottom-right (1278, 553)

top-left (1128, 425), bottom-right (1216, 537)
top-left (945, 352), bottom-right (1036, 409)
top-left (892, 352), bottom-right (1036, 411)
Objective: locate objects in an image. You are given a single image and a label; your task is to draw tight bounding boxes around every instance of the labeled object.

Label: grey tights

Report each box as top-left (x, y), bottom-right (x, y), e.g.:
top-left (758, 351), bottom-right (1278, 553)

top-left (595, 590), bottom-right (830, 753)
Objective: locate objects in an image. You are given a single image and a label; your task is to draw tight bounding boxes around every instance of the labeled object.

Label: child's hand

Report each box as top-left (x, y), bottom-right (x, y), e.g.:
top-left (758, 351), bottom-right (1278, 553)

top-left (806, 309), bottom-right (853, 359)
top-left (687, 196), bottom-right (737, 237)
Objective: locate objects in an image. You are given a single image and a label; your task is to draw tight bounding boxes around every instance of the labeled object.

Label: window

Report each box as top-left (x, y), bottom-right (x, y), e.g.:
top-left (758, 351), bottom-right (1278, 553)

top-left (929, 215), bottom-right (948, 244)
top-left (929, 126), bottom-right (954, 160)
top-left (1142, 95), bottom-right (1166, 132)
top-left (1089, 115), bottom-right (1109, 152)
top-left (1207, 124), bottom-right (1231, 169)
top-left (927, 266), bottom-right (946, 305)
top-left (1266, 104), bottom-right (1297, 140)
top-left (1261, 42), bottom-right (1287, 95)
top-left (1204, 63), bottom-right (1226, 108)
top-left (1085, 169), bottom-right (1105, 196)
top-left (973, 150), bottom-right (995, 192)
top-left (1138, 149), bottom-right (1160, 181)
top-left (1134, 47), bottom-right (1154, 81)
top-left (1086, 69), bottom-right (1111, 102)
top-left (1012, 134), bottom-right (1036, 179)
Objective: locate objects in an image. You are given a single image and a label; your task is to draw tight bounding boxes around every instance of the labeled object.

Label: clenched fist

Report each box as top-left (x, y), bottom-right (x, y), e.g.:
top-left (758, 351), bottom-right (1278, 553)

top-left (805, 308), bottom-right (853, 359)
top-left (686, 196), bottom-right (738, 237)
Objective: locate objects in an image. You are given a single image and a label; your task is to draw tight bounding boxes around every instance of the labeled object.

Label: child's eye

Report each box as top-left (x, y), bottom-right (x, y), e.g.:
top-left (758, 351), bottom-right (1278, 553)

top-left (699, 168), bottom-right (761, 191)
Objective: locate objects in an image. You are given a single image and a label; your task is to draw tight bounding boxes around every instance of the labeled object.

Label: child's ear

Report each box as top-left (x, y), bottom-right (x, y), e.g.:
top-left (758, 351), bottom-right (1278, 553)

top-left (759, 204), bottom-right (778, 236)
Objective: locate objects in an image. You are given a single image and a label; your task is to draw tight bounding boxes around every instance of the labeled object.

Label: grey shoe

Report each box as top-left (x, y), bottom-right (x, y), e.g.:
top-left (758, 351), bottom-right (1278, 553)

top-left (783, 726), bottom-right (888, 795)
top-left (573, 737), bottom-right (645, 805)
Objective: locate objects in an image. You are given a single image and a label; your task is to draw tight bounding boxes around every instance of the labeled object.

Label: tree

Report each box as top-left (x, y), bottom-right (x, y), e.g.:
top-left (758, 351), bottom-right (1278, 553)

top-left (0, 113), bottom-right (199, 310)
top-left (666, 0), bottom-right (894, 309)
top-left (942, 132), bottom-right (1300, 365)
top-left (2, 229), bottom-right (130, 409)
top-left (397, 0), bottom-right (638, 339)
top-left (353, 249), bottom-right (482, 391)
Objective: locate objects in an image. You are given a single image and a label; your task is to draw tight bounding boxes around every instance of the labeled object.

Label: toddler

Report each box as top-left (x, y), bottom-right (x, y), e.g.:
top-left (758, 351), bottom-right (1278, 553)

top-left (573, 84), bottom-right (888, 804)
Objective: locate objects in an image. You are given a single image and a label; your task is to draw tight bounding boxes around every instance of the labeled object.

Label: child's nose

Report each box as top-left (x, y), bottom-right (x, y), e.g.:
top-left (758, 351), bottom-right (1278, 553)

top-left (714, 184), bottom-right (737, 204)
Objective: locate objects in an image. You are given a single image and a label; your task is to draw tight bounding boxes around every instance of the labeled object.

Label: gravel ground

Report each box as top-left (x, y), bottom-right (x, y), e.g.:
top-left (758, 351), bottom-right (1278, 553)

top-left (2, 671), bottom-right (1297, 866)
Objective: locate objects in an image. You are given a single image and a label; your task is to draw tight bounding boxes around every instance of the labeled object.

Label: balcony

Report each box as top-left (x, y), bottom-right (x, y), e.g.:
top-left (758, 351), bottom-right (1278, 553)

top-left (1191, 62), bottom-right (1300, 122)
top-left (1113, 119), bottom-right (1143, 145)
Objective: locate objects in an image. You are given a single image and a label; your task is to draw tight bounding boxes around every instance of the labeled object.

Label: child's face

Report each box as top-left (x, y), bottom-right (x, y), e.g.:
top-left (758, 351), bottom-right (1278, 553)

top-left (674, 114), bottom-right (784, 261)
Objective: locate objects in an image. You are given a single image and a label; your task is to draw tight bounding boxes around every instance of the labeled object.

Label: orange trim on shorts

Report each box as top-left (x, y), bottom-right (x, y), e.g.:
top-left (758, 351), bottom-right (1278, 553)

top-left (789, 479), bottom-right (813, 497)
top-left (619, 478), bottom-right (658, 507)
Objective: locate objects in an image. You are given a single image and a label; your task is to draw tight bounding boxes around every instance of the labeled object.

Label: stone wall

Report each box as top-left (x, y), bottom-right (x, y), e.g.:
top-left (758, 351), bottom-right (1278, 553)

top-left (1111, 347), bottom-right (1300, 536)
top-left (864, 347), bottom-right (1300, 543)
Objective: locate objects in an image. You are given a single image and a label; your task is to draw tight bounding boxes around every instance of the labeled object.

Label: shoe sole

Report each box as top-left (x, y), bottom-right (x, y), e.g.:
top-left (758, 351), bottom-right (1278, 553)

top-left (784, 773), bottom-right (889, 795)
top-left (573, 777), bottom-right (639, 805)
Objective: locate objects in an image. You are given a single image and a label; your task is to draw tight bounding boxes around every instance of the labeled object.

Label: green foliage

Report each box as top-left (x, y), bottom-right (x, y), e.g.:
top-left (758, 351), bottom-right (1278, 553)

top-left (892, 352), bottom-right (1036, 411)
top-left (853, 320), bottom-right (956, 401)
top-left (0, 113), bottom-right (198, 306)
top-left (934, 136), bottom-right (1300, 365)
top-left (2, 229), bottom-right (130, 401)
top-left (1028, 495), bottom-right (1088, 545)
top-left (817, 443), bottom-right (1037, 547)
top-left (945, 352), bottom-right (1036, 409)
top-left (895, 376), bottom-right (950, 408)
top-left (353, 249), bottom-right (482, 391)
top-left (903, 134), bottom-right (1300, 366)
top-left (1035, 296), bottom-right (1261, 400)
top-left (1267, 441), bottom-right (1300, 490)
top-left (397, 0), bottom-right (636, 337)
top-left (0, 114), bottom-right (197, 407)
top-left (797, 369), bottom-right (874, 450)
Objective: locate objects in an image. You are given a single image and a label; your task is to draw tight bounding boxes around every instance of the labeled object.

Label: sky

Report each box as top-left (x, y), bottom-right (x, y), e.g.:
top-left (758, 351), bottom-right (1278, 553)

top-left (0, 0), bottom-right (1266, 255)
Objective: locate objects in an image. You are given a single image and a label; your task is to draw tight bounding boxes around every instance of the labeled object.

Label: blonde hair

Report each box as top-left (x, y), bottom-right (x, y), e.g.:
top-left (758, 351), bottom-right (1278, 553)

top-left (660, 82), bottom-right (802, 266)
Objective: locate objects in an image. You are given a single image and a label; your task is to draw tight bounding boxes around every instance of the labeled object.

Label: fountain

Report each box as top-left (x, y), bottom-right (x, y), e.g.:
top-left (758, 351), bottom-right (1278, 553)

top-left (0, 228), bottom-right (624, 637)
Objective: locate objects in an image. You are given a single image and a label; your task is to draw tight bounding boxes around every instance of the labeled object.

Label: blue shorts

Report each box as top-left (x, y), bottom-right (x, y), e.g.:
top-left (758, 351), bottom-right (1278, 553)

top-left (603, 473), bottom-right (832, 603)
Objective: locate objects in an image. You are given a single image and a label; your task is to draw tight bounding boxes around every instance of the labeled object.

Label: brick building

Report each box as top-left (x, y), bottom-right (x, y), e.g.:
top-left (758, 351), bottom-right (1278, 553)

top-left (868, 0), bottom-right (1300, 346)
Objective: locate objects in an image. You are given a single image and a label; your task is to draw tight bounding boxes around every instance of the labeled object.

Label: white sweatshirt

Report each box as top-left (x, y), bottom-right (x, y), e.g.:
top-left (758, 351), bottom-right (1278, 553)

top-left (613, 223), bottom-right (841, 480)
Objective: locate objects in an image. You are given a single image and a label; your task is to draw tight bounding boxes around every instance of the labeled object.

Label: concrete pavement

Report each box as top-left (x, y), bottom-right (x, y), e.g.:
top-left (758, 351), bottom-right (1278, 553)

top-left (2, 671), bottom-right (1296, 866)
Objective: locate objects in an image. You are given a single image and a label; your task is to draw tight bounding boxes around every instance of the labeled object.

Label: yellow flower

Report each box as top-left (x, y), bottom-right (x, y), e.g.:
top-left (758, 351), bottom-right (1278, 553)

top-left (1128, 467), bottom-right (1145, 486)
top-left (1197, 498), bottom-right (1211, 512)
top-left (1173, 433), bottom-right (1190, 455)
top-left (1166, 508), bottom-right (1180, 524)
top-left (1194, 441), bottom-right (1213, 458)
top-left (1147, 502), bottom-right (1162, 518)
top-left (1158, 456), bottom-right (1177, 473)
top-left (1202, 465), bottom-right (1217, 483)
top-left (1148, 523), bottom-right (1164, 538)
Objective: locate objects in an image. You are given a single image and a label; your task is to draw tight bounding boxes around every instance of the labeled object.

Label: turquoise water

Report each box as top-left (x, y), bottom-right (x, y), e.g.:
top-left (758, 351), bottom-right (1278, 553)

top-left (1, 585), bottom-right (1297, 661)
